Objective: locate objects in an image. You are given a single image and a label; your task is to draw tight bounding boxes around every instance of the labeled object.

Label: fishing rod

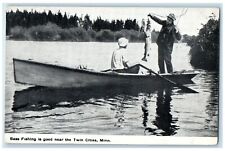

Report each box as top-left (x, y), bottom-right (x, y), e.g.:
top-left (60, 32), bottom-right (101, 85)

top-left (176, 8), bottom-right (188, 26)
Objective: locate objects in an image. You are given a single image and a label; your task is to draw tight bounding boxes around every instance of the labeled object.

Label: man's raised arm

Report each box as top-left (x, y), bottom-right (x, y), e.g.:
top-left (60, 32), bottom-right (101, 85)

top-left (148, 14), bottom-right (165, 25)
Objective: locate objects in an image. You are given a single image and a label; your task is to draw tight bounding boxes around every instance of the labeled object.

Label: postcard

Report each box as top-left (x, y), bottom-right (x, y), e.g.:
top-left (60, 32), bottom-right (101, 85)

top-left (4, 3), bottom-right (220, 145)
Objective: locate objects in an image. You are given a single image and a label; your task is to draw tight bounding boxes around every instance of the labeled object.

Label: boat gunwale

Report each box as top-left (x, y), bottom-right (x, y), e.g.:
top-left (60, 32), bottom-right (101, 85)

top-left (13, 58), bottom-right (198, 78)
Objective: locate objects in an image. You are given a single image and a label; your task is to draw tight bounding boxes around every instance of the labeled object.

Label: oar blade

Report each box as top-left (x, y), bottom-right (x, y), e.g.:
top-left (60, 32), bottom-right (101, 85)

top-left (138, 63), bottom-right (198, 93)
top-left (177, 84), bottom-right (198, 93)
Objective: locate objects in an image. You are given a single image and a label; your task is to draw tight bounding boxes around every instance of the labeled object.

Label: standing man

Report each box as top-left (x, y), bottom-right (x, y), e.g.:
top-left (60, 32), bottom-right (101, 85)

top-left (148, 13), bottom-right (181, 73)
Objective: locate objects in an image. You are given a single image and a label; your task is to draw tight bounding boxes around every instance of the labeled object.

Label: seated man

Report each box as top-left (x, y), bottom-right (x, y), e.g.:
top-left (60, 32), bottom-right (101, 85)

top-left (111, 37), bottom-right (139, 73)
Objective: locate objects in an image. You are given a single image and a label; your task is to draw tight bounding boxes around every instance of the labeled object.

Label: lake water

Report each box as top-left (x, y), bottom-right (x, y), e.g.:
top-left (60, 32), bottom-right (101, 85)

top-left (5, 41), bottom-right (219, 137)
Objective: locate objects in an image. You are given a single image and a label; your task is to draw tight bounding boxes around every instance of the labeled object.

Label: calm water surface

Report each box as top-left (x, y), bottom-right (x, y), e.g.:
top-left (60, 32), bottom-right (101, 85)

top-left (5, 41), bottom-right (219, 136)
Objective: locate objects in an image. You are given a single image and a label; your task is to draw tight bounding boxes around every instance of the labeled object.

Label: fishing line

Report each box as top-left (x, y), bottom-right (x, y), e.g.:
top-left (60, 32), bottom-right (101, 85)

top-left (176, 8), bottom-right (188, 26)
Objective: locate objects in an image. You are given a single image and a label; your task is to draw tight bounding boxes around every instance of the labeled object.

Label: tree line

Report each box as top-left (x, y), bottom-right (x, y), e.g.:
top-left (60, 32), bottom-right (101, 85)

top-left (6, 9), bottom-right (161, 42)
top-left (6, 9), bottom-right (140, 35)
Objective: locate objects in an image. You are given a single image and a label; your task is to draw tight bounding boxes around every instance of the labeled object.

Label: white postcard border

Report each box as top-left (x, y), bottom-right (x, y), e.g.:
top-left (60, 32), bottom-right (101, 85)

top-left (5, 133), bottom-right (218, 145)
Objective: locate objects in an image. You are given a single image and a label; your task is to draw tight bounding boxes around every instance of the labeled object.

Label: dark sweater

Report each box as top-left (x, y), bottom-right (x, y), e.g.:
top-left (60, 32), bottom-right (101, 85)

top-left (150, 15), bottom-right (181, 50)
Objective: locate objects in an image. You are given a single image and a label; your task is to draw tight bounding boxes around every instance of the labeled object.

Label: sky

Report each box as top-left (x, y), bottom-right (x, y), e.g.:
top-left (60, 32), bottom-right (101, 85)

top-left (6, 6), bottom-right (220, 36)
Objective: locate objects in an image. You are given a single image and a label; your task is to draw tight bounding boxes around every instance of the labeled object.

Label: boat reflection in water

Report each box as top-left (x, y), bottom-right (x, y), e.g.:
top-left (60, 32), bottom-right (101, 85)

top-left (13, 84), bottom-right (163, 112)
top-left (143, 88), bottom-right (179, 136)
top-left (13, 85), bottom-right (179, 135)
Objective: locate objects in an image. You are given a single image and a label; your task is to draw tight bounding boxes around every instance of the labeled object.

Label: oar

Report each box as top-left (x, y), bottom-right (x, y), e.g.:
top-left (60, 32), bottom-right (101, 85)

top-left (101, 63), bottom-right (139, 72)
top-left (101, 69), bottom-right (112, 72)
top-left (138, 64), bottom-right (198, 93)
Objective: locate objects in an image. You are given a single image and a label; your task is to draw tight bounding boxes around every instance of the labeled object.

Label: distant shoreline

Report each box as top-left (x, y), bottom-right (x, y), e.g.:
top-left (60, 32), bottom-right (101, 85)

top-left (6, 23), bottom-right (153, 43)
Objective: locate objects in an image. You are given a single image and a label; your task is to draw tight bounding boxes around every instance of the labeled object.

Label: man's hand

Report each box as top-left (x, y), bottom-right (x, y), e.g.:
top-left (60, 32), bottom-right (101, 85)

top-left (148, 13), bottom-right (152, 18)
top-left (175, 26), bottom-right (180, 33)
top-left (174, 26), bottom-right (182, 40)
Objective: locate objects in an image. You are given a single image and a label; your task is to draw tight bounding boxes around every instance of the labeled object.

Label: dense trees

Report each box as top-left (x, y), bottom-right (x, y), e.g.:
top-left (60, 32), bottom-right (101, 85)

top-left (187, 16), bottom-right (219, 71)
top-left (6, 9), bottom-right (140, 35)
top-left (6, 9), bottom-right (163, 42)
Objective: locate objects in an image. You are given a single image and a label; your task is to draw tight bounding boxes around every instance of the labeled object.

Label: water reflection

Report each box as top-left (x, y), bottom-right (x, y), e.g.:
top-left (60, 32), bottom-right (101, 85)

top-left (13, 85), bottom-right (158, 112)
top-left (13, 85), bottom-right (181, 135)
top-left (144, 88), bottom-right (179, 136)
top-left (142, 97), bottom-right (149, 127)
top-left (114, 95), bottom-right (126, 128)
top-left (204, 73), bottom-right (219, 134)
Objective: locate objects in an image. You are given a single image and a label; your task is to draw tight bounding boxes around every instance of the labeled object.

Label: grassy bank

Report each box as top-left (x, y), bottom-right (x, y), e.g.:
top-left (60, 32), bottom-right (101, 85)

top-left (9, 22), bottom-right (148, 42)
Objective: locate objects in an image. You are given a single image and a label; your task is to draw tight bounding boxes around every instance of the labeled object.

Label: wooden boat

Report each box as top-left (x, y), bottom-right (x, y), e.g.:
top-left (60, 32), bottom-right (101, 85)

top-left (13, 58), bottom-right (197, 88)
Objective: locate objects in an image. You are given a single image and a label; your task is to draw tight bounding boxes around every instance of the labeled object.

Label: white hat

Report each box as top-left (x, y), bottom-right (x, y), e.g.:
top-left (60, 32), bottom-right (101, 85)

top-left (118, 37), bottom-right (128, 47)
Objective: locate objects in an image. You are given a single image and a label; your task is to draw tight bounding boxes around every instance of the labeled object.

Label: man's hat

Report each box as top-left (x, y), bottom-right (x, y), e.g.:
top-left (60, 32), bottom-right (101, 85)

top-left (167, 13), bottom-right (176, 21)
top-left (118, 37), bottom-right (129, 47)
